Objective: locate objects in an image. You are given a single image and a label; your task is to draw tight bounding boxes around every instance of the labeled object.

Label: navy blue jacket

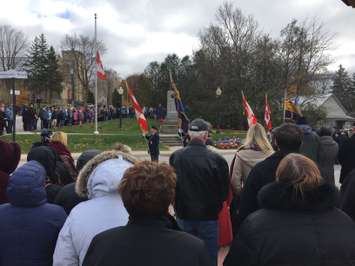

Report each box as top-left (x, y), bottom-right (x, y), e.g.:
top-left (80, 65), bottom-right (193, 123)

top-left (147, 133), bottom-right (160, 156)
top-left (0, 161), bottom-right (67, 266)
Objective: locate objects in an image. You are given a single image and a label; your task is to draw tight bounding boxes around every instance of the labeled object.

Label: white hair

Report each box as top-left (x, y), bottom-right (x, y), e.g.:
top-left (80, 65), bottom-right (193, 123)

top-left (188, 130), bottom-right (208, 139)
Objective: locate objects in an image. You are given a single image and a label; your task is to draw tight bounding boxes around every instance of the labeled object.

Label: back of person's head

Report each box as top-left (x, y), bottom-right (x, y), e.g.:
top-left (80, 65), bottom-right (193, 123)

top-left (0, 140), bottom-right (21, 174)
top-left (319, 127), bottom-right (332, 137)
top-left (112, 143), bottom-right (132, 154)
top-left (240, 123), bottom-right (273, 154)
top-left (276, 153), bottom-right (321, 195)
top-left (76, 149), bottom-right (101, 172)
top-left (51, 131), bottom-right (68, 146)
top-left (273, 123), bottom-right (303, 152)
top-left (27, 146), bottom-right (57, 178)
top-left (7, 161), bottom-right (47, 207)
top-left (119, 161), bottom-right (176, 218)
top-left (188, 119), bottom-right (209, 142)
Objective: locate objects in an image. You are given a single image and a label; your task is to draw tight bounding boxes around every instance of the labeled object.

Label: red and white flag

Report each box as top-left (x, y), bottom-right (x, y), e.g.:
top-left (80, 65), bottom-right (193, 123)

top-left (242, 91), bottom-right (257, 127)
top-left (96, 51), bottom-right (107, 80)
top-left (264, 94), bottom-right (272, 130)
top-left (126, 81), bottom-right (149, 134)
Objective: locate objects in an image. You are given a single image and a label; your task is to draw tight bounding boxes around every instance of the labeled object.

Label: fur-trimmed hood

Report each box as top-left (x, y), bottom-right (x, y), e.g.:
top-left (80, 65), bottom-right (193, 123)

top-left (258, 181), bottom-right (340, 212)
top-left (75, 150), bottom-right (138, 199)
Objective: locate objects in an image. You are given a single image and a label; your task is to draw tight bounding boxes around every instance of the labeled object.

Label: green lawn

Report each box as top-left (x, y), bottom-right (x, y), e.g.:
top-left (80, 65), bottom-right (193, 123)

top-left (0, 118), bottom-right (246, 153)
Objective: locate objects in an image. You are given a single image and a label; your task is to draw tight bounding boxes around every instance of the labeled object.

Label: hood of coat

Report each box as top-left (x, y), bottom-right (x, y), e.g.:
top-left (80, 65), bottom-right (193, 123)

top-left (27, 146), bottom-right (57, 178)
top-left (258, 181), bottom-right (339, 212)
top-left (7, 160), bottom-right (47, 207)
top-left (237, 148), bottom-right (272, 168)
top-left (0, 140), bottom-right (21, 174)
top-left (75, 150), bottom-right (138, 199)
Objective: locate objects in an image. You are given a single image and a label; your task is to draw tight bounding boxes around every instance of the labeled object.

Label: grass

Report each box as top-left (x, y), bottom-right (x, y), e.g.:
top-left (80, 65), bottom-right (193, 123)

top-left (0, 118), bottom-right (246, 153)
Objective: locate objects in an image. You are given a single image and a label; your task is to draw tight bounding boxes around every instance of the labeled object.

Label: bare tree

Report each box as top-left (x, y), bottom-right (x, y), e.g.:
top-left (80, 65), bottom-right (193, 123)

top-left (61, 34), bottom-right (105, 100)
top-left (280, 18), bottom-right (334, 97)
top-left (0, 25), bottom-right (28, 71)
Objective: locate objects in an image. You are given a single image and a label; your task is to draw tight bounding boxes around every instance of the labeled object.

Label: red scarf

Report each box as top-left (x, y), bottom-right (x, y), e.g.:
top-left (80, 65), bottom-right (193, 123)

top-left (48, 141), bottom-right (73, 160)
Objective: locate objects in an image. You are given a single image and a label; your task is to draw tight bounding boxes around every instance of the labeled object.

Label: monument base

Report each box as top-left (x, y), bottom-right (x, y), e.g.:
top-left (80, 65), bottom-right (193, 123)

top-left (159, 90), bottom-right (182, 146)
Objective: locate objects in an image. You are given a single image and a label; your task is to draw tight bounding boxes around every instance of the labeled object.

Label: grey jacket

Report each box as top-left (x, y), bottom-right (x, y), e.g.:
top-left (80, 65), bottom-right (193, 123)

top-left (318, 136), bottom-right (338, 185)
top-left (231, 148), bottom-right (273, 194)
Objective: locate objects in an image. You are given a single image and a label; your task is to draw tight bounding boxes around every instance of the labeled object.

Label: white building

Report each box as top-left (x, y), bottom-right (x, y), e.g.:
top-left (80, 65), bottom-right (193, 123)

top-left (299, 93), bottom-right (355, 128)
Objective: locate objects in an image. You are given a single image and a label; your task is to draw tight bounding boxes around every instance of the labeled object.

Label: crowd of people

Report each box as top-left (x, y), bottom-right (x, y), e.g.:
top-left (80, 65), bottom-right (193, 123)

top-left (0, 102), bottom-right (167, 135)
top-left (1, 116), bottom-right (355, 266)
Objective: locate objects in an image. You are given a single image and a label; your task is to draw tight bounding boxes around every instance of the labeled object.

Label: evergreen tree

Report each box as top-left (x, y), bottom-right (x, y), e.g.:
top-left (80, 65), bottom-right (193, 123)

top-left (46, 46), bottom-right (63, 103)
top-left (332, 65), bottom-right (354, 112)
top-left (26, 34), bottom-right (50, 102)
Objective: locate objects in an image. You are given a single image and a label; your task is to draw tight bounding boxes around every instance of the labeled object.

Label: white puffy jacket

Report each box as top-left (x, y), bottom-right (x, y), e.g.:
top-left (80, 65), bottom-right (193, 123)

top-left (53, 151), bottom-right (137, 266)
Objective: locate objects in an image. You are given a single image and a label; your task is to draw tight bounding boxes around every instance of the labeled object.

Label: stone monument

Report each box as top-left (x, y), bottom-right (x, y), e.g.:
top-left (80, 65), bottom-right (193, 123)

top-left (160, 90), bottom-right (178, 134)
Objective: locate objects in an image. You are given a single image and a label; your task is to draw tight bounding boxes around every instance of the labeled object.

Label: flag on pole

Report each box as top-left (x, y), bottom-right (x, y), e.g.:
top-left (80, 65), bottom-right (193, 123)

top-left (242, 91), bottom-right (257, 127)
top-left (264, 94), bottom-right (272, 130)
top-left (169, 71), bottom-right (189, 133)
top-left (125, 81), bottom-right (149, 135)
top-left (96, 51), bottom-right (107, 80)
top-left (284, 98), bottom-right (302, 121)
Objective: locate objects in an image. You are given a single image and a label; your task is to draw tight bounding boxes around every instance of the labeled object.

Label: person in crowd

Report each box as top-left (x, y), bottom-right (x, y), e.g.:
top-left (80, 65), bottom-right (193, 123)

top-left (53, 150), bottom-right (138, 266)
top-left (0, 161), bottom-right (67, 266)
top-left (338, 129), bottom-right (355, 184)
top-left (169, 118), bottom-right (229, 266)
top-left (5, 105), bottom-right (14, 133)
top-left (55, 149), bottom-right (101, 214)
top-left (145, 125), bottom-right (160, 162)
top-left (297, 116), bottom-right (319, 163)
top-left (231, 123), bottom-right (274, 195)
top-left (238, 123), bottom-right (303, 225)
top-left (39, 107), bottom-right (49, 129)
top-left (224, 153), bottom-right (355, 266)
top-left (317, 127), bottom-right (339, 185)
top-left (0, 140), bottom-right (21, 204)
top-left (341, 167), bottom-right (355, 221)
top-left (49, 131), bottom-right (77, 179)
top-left (0, 102), bottom-right (6, 135)
top-left (27, 146), bottom-right (66, 203)
top-left (83, 161), bottom-right (211, 266)
top-left (32, 128), bottom-right (53, 148)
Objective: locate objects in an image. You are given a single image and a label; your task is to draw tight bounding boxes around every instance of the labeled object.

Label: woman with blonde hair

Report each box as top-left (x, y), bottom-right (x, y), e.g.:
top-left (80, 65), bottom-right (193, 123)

top-left (49, 131), bottom-right (77, 179)
top-left (231, 123), bottom-right (273, 195)
top-left (224, 154), bottom-right (355, 266)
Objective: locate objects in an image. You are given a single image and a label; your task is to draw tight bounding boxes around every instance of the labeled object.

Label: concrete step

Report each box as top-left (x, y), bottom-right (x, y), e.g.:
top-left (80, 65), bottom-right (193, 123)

top-left (160, 134), bottom-right (182, 146)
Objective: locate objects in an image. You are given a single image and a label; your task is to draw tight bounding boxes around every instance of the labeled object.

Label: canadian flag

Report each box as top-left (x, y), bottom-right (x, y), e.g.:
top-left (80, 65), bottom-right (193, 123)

top-left (264, 94), bottom-right (272, 130)
top-left (242, 91), bottom-right (257, 127)
top-left (96, 51), bottom-right (107, 80)
top-left (126, 82), bottom-right (149, 134)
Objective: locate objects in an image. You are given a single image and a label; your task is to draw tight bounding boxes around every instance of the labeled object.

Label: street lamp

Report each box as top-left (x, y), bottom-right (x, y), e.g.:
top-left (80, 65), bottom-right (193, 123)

top-left (216, 87), bottom-right (223, 133)
top-left (117, 86), bottom-right (124, 128)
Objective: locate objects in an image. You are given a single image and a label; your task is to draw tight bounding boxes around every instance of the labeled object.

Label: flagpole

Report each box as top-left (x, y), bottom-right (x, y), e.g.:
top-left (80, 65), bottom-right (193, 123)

top-left (94, 13), bottom-right (99, 135)
top-left (283, 87), bottom-right (287, 123)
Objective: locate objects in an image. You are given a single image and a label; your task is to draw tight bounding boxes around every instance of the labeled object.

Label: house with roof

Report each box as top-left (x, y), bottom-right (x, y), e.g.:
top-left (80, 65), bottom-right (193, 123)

top-left (298, 93), bottom-right (355, 129)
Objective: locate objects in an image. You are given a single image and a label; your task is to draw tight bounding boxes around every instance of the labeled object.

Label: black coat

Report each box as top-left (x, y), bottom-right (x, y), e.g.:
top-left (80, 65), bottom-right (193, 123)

top-left (338, 135), bottom-right (355, 183)
top-left (147, 133), bottom-right (160, 155)
top-left (224, 182), bottom-right (355, 266)
top-left (54, 182), bottom-right (88, 214)
top-left (341, 169), bottom-right (355, 221)
top-left (170, 139), bottom-right (229, 220)
top-left (83, 217), bottom-right (211, 266)
top-left (238, 151), bottom-right (289, 224)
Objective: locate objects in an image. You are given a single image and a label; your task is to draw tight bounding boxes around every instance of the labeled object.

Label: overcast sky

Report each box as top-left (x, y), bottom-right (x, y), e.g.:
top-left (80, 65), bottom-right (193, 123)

top-left (0, 0), bottom-right (354, 77)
